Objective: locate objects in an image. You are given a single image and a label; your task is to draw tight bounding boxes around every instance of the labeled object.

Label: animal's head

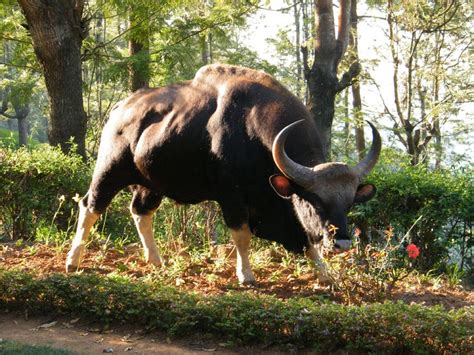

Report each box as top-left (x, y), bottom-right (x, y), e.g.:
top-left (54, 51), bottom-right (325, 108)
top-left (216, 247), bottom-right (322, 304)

top-left (269, 120), bottom-right (381, 252)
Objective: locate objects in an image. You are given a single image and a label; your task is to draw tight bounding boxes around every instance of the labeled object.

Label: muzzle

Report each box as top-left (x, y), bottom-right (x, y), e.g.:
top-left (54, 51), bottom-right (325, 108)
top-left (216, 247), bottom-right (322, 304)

top-left (334, 239), bottom-right (352, 251)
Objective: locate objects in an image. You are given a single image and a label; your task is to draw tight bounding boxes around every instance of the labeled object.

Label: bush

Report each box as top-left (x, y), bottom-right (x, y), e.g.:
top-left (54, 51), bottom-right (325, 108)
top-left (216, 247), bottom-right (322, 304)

top-left (0, 145), bottom-right (90, 240)
top-left (352, 155), bottom-right (473, 271)
top-left (0, 269), bottom-right (472, 353)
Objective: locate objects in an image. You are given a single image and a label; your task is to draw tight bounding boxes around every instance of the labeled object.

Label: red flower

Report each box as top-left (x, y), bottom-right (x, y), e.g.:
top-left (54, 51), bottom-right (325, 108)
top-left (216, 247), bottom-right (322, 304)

top-left (406, 244), bottom-right (420, 259)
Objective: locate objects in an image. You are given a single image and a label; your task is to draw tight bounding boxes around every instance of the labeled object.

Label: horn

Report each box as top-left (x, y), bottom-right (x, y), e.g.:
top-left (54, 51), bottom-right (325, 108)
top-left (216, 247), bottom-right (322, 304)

top-left (353, 121), bottom-right (382, 180)
top-left (272, 120), bottom-right (314, 188)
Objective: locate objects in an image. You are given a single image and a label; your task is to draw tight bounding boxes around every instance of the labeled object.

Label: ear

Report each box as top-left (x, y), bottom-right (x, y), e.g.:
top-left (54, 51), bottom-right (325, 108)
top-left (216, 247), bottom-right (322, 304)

top-left (354, 184), bottom-right (376, 204)
top-left (269, 174), bottom-right (295, 199)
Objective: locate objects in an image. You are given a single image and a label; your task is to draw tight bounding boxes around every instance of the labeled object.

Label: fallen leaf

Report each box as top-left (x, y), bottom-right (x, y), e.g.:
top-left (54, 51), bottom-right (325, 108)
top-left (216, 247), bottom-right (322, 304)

top-left (124, 347), bottom-right (133, 352)
top-left (95, 337), bottom-right (104, 344)
top-left (102, 348), bottom-right (114, 353)
top-left (70, 318), bottom-right (80, 324)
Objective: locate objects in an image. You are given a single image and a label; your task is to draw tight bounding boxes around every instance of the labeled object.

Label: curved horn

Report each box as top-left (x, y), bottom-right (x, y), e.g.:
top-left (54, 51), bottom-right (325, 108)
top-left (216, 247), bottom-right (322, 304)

top-left (353, 121), bottom-right (382, 180)
top-left (272, 120), bottom-right (314, 188)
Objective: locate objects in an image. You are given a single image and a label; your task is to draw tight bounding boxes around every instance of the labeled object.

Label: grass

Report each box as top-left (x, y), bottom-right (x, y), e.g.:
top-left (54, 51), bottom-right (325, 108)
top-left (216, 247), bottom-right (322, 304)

top-left (0, 339), bottom-right (76, 355)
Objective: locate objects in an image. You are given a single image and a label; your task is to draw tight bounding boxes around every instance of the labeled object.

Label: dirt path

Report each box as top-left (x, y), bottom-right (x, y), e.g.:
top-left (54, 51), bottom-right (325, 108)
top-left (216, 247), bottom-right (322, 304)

top-left (0, 314), bottom-right (276, 354)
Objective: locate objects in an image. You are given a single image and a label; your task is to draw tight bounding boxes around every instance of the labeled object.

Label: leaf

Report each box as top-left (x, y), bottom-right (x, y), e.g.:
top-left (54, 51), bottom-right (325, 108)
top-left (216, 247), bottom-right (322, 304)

top-left (38, 320), bottom-right (57, 329)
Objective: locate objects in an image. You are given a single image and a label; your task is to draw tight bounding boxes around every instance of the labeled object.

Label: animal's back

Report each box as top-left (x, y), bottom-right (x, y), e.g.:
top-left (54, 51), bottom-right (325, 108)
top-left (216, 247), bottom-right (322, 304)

top-left (192, 64), bottom-right (283, 92)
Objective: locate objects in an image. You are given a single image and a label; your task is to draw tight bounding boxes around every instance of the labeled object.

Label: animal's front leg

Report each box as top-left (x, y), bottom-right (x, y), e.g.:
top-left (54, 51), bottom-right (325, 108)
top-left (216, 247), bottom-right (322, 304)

top-left (66, 198), bottom-right (100, 272)
top-left (305, 243), bottom-right (330, 283)
top-left (230, 224), bottom-right (256, 285)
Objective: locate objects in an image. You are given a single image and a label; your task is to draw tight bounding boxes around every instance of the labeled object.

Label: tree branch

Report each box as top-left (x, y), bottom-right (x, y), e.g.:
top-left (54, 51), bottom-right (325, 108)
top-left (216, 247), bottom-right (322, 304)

top-left (335, 0), bottom-right (351, 65)
top-left (0, 111), bottom-right (16, 120)
top-left (149, 6), bottom-right (256, 58)
top-left (301, 44), bottom-right (310, 78)
top-left (337, 62), bottom-right (361, 92)
top-left (313, 0), bottom-right (336, 70)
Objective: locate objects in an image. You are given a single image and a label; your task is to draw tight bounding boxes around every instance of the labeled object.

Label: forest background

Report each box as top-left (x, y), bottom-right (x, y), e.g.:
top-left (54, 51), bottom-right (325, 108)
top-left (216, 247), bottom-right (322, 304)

top-left (0, 0), bottom-right (472, 272)
top-left (0, 2), bottom-right (472, 351)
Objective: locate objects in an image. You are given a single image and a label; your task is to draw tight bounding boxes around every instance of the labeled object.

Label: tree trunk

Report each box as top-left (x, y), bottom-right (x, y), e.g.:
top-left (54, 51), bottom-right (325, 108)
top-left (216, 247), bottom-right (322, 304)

top-left (129, 38), bottom-right (150, 92)
top-left (304, 0), bottom-right (355, 158)
top-left (350, 0), bottom-right (365, 160)
top-left (128, 7), bottom-right (150, 92)
top-left (17, 116), bottom-right (28, 146)
top-left (18, 0), bottom-right (87, 158)
top-left (293, 0), bottom-right (303, 98)
top-left (13, 104), bottom-right (30, 147)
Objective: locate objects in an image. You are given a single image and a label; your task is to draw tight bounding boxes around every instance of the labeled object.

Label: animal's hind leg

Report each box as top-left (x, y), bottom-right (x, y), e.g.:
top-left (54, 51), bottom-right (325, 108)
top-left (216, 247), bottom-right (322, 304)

top-left (66, 192), bottom-right (100, 272)
top-left (130, 186), bottom-right (163, 266)
top-left (220, 199), bottom-right (256, 285)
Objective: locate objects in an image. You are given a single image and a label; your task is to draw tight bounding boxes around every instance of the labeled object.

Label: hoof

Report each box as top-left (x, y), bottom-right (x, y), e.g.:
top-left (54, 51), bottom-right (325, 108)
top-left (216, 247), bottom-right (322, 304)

top-left (237, 271), bottom-right (256, 286)
top-left (240, 278), bottom-right (257, 286)
top-left (146, 256), bottom-right (163, 267)
top-left (316, 273), bottom-right (332, 285)
top-left (65, 263), bottom-right (78, 273)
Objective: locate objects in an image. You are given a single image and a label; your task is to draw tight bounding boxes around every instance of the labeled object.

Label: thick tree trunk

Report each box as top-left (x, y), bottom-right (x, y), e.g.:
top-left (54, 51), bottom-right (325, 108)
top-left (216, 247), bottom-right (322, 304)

top-left (128, 7), bottom-right (150, 92)
top-left (306, 68), bottom-right (338, 157)
top-left (129, 38), bottom-right (150, 92)
top-left (18, 0), bottom-right (87, 158)
top-left (304, 0), bottom-right (354, 158)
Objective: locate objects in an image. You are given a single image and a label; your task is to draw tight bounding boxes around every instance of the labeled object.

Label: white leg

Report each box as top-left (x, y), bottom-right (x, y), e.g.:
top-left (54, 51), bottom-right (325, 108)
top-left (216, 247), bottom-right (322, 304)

top-left (305, 243), bottom-right (330, 283)
top-left (66, 202), bottom-right (99, 272)
top-left (131, 209), bottom-right (162, 266)
top-left (231, 224), bottom-right (256, 285)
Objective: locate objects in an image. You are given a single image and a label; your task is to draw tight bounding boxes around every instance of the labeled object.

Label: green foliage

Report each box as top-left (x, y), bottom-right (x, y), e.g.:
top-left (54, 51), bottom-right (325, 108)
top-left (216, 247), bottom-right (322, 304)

top-left (0, 128), bottom-right (41, 148)
top-left (0, 145), bottom-right (90, 240)
top-left (0, 340), bottom-right (76, 355)
top-left (0, 269), bottom-right (472, 353)
top-left (352, 153), bottom-right (473, 271)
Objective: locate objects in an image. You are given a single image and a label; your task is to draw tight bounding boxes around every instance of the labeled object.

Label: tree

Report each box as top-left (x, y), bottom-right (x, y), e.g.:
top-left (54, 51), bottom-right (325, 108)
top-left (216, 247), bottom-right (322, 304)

top-left (77, 0), bottom-right (262, 156)
top-left (349, 0), bottom-right (365, 160)
top-left (381, 0), bottom-right (471, 166)
top-left (128, 2), bottom-right (151, 92)
top-left (303, 0), bottom-right (361, 156)
top-left (0, 87), bottom-right (30, 146)
top-left (17, 0), bottom-right (88, 157)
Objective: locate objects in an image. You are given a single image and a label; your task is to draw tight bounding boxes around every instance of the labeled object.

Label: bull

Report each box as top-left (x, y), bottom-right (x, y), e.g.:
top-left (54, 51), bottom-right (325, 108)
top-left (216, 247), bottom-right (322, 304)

top-left (66, 64), bottom-right (381, 284)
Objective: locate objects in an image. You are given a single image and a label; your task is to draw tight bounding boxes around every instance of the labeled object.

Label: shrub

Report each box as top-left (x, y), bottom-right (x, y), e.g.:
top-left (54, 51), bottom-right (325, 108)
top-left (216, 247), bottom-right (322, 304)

top-left (0, 145), bottom-right (90, 240)
top-left (352, 157), bottom-right (473, 271)
top-left (0, 269), bottom-right (472, 353)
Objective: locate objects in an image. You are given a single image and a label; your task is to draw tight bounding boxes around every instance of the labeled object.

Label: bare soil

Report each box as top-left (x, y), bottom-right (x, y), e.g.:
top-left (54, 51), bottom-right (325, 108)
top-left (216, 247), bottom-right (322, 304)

top-left (0, 313), bottom-right (284, 354)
